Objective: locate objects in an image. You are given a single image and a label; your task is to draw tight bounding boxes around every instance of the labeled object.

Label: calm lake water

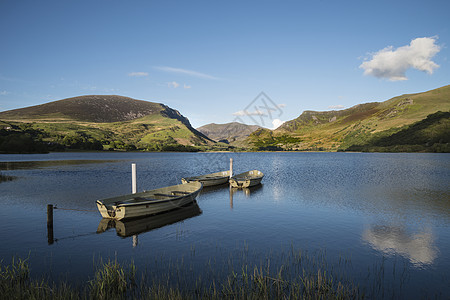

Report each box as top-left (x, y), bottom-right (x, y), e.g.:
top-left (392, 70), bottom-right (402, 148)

top-left (0, 152), bottom-right (449, 298)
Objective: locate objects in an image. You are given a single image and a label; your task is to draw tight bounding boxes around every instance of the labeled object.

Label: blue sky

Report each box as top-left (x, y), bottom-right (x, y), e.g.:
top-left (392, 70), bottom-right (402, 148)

top-left (1, 0), bottom-right (449, 129)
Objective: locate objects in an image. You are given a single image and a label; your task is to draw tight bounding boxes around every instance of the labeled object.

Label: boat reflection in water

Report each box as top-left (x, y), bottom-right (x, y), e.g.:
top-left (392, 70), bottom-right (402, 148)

top-left (96, 201), bottom-right (202, 238)
top-left (229, 184), bottom-right (263, 209)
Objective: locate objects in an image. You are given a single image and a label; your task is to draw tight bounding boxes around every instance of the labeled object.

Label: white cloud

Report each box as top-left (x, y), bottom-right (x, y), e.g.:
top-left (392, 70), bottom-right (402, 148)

top-left (233, 109), bottom-right (266, 116)
top-left (183, 84), bottom-right (191, 89)
top-left (128, 72), bottom-right (149, 77)
top-left (168, 81), bottom-right (180, 88)
top-left (277, 104), bottom-right (286, 108)
top-left (271, 119), bottom-right (285, 129)
top-left (360, 36), bottom-right (441, 81)
top-left (0, 90), bottom-right (10, 96)
top-left (328, 105), bottom-right (345, 109)
top-left (155, 66), bottom-right (219, 80)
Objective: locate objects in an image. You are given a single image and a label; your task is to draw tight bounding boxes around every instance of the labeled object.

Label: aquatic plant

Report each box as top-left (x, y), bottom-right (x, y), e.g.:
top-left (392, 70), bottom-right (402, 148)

top-left (0, 172), bottom-right (16, 183)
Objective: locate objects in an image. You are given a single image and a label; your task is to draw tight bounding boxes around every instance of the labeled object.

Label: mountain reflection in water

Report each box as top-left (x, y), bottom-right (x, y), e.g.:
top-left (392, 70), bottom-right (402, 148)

top-left (362, 225), bottom-right (437, 267)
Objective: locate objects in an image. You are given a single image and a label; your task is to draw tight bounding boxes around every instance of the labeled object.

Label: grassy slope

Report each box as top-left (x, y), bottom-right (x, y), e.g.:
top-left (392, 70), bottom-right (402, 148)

top-left (345, 111), bottom-right (450, 152)
top-left (0, 95), bottom-right (212, 150)
top-left (262, 85), bottom-right (450, 151)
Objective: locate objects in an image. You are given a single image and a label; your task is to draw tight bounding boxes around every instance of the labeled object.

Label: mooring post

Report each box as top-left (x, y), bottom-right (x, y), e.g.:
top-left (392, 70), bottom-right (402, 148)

top-left (230, 158), bottom-right (233, 178)
top-left (132, 163), bottom-right (137, 194)
top-left (229, 186), bottom-right (233, 210)
top-left (47, 204), bottom-right (54, 245)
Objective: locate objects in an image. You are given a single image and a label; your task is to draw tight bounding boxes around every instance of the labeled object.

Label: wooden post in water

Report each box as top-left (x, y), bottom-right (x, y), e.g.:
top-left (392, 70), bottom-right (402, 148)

top-left (132, 163), bottom-right (137, 194)
top-left (47, 204), bottom-right (54, 245)
top-left (229, 186), bottom-right (233, 210)
top-left (131, 163), bottom-right (138, 247)
top-left (229, 158), bottom-right (233, 178)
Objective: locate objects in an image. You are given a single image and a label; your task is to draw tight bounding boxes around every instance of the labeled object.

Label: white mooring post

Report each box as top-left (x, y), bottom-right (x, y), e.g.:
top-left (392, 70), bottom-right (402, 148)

top-left (132, 163), bottom-right (137, 194)
top-left (229, 158), bottom-right (233, 178)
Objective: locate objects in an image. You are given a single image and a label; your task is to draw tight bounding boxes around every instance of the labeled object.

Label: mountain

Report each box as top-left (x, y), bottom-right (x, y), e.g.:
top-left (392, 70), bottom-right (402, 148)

top-left (247, 85), bottom-right (450, 152)
top-left (345, 111), bottom-right (450, 152)
top-left (0, 95), bottom-right (213, 153)
top-left (197, 122), bottom-right (261, 143)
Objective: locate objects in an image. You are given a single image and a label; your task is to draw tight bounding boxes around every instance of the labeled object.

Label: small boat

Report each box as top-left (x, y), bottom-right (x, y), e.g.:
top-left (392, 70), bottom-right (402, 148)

top-left (96, 202), bottom-right (202, 237)
top-left (181, 170), bottom-right (230, 187)
top-left (96, 182), bottom-right (202, 220)
top-left (229, 170), bottom-right (264, 188)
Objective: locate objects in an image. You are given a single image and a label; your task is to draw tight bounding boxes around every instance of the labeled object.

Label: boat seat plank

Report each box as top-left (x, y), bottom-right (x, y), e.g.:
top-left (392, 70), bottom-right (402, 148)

top-left (172, 191), bottom-right (190, 195)
top-left (152, 193), bottom-right (178, 198)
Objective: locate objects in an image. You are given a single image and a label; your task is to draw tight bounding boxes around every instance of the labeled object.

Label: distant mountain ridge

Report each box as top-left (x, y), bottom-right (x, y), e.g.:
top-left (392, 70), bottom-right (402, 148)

top-left (278, 85), bottom-right (449, 134)
top-left (0, 95), bottom-right (189, 124)
top-left (0, 95), bottom-right (213, 152)
top-left (246, 85), bottom-right (450, 151)
top-left (197, 122), bottom-right (261, 143)
top-left (1, 85), bottom-right (448, 153)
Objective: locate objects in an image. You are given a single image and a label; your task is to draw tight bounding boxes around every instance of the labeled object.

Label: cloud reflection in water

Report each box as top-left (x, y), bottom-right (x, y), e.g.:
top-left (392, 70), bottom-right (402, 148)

top-left (363, 225), bottom-right (437, 267)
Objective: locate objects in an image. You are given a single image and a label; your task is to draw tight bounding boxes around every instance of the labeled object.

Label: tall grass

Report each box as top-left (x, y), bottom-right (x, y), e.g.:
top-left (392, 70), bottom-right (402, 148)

top-left (1, 249), bottom-right (365, 300)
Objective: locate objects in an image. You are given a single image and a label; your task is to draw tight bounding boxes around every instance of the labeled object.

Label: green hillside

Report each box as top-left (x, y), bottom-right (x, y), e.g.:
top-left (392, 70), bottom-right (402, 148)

top-left (0, 95), bottom-right (213, 153)
top-left (246, 85), bottom-right (450, 152)
top-left (1, 86), bottom-right (449, 153)
top-left (344, 111), bottom-right (450, 152)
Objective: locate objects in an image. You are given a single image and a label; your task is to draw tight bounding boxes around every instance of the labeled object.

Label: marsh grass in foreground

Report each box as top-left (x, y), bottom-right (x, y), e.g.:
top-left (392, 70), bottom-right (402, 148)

top-left (3, 243), bottom-right (432, 299)
top-left (0, 249), bottom-right (368, 300)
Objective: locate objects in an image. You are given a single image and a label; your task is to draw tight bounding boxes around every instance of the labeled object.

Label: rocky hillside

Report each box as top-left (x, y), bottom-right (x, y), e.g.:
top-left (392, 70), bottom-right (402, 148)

top-left (0, 95), bottom-right (183, 123)
top-left (246, 85), bottom-right (450, 152)
top-left (197, 122), bottom-right (261, 143)
top-left (0, 95), bottom-right (213, 153)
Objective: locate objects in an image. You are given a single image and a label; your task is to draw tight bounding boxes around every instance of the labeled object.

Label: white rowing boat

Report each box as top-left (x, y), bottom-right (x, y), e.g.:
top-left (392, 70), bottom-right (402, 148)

top-left (96, 182), bottom-right (202, 220)
top-left (229, 170), bottom-right (264, 188)
top-left (181, 170), bottom-right (230, 187)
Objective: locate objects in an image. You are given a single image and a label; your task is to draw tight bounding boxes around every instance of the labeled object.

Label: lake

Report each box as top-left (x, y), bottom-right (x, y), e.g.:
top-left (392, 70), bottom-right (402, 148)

top-left (0, 152), bottom-right (449, 298)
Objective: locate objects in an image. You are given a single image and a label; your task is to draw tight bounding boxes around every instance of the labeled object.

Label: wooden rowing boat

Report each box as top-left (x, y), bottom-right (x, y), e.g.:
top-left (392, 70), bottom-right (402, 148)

top-left (229, 170), bottom-right (264, 188)
top-left (96, 201), bottom-right (202, 237)
top-left (96, 182), bottom-right (202, 220)
top-left (181, 170), bottom-right (230, 187)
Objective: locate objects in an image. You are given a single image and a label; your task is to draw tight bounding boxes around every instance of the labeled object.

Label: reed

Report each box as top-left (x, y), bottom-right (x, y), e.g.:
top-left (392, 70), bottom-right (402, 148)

top-left (1, 249), bottom-right (363, 300)
top-left (0, 171), bottom-right (15, 182)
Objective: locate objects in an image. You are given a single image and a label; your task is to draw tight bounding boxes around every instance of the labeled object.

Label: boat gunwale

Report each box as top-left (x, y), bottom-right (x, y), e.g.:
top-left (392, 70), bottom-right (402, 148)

top-left (182, 175), bottom-right (229, 182)
top-left (96, 182), bottom-right (202, 207)
top-left (182, 170), bottom-right (230, 182)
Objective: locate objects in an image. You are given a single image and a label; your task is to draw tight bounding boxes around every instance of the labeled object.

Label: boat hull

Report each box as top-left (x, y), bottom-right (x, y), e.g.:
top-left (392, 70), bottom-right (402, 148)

top-left (229, 170), bottom-right (264, 188)
top-left (181, 170), bottom-right (230, 187)
top-left (96, 182), bottom-right (202, 220)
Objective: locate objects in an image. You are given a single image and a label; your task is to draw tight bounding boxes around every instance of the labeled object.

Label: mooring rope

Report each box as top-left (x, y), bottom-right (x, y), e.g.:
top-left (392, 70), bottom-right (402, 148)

top-left (53, 231), bottom-right (99, 242)
top-left (53, 206), bottom-right (97, 212)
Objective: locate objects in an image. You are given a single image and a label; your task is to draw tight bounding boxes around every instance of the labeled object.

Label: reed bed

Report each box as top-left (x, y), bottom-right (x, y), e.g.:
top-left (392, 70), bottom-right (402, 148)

top-left (0, 248), bottom-right (369, 300)
top-left (1, 243), bottom-right (426, 299)
top-left (0, 171), bottom-right (15, 182)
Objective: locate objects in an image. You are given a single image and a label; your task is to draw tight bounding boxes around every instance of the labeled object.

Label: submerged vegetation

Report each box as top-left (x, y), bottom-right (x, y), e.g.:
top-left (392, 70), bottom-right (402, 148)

top-left (0, 172), bottom-right (15, 182)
